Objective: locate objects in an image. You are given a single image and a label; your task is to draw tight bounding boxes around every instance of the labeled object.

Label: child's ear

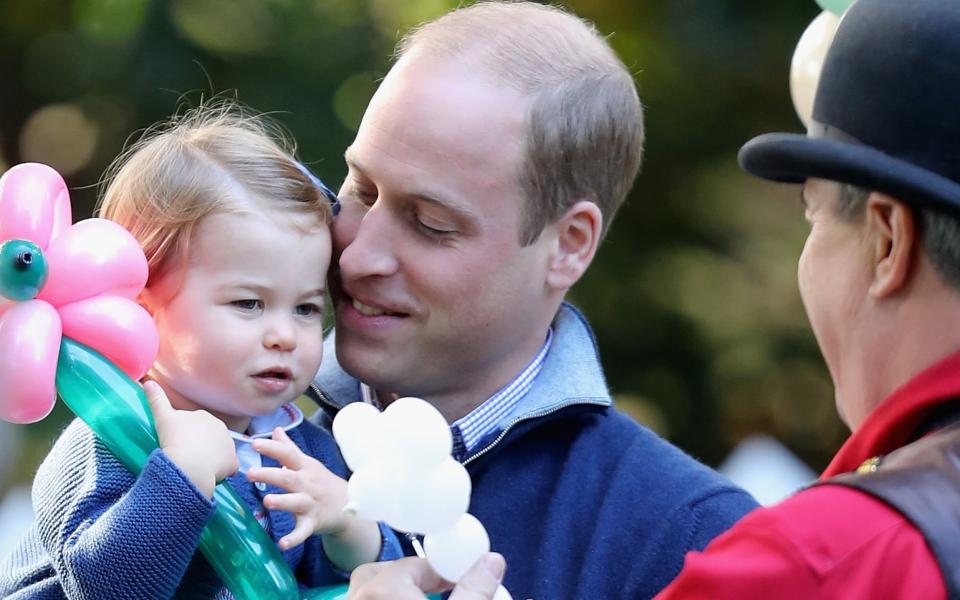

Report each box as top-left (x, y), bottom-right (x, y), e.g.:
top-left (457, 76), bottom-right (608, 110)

top-left (139, 285), bottom-right (162, 316)
top-left (139, 267), bottom-right (181, 315)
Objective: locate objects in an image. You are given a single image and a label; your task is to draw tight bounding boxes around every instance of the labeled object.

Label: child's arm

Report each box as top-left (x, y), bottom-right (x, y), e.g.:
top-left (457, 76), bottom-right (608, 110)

top-left (25, 383), bottom-right (238, 600)
top-left (30, 422), bottom-right (217, 599)
top-left (248, 428), bottom-right (389, 571)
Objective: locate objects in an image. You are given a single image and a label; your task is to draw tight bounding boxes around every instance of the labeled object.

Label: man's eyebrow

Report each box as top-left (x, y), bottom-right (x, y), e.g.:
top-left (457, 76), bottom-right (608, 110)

top-left (342, 148), bottom-right (481, 221)
top-left (412, 190), bottom-right (482, 221)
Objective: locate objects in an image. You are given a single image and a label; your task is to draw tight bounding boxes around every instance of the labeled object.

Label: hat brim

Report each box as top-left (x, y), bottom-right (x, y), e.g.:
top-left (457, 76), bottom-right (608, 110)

top-left (738, 133), bottom-right (960, 213)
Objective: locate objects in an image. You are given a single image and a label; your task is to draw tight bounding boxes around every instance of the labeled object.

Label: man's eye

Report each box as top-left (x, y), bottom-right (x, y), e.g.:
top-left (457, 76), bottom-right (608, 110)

top-left (232, 299), bottom-right (263, 311)
top-left (295, 303), bottom-right (322, 317)
top-left (417, 220), bottom-right (455, 236)
top-left (351, 186), bottom-right (377, 205)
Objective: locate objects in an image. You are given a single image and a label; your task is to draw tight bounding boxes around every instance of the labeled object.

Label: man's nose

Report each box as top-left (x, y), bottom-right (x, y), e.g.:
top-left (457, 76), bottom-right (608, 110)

top-left (337, 203), bottom-right (400, 280)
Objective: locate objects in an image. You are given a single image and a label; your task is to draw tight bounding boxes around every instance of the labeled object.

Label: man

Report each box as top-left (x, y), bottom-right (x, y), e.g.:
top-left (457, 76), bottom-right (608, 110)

top-left (350, 0), bottom-right (960, 597)
top-left (0, 3), bottom-right (754, 599)
top-left (309, 2), bottom-right (757, 599)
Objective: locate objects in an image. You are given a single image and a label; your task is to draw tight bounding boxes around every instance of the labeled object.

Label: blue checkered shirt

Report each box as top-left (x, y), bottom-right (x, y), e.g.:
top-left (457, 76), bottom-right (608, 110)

top-left (360, 328), bottom-right (553, 462)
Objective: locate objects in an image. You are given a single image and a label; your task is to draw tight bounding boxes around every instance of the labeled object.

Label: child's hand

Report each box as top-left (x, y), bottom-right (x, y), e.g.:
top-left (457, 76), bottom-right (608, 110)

top-left (145, 380), bottom-right (239, 498)
top-left (248, 427), bottom-right (356, 550)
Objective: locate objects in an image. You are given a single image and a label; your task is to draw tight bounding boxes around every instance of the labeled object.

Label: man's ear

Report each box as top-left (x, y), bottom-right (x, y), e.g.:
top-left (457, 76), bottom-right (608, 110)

top-left (867, 193), bottom-right (918, 298)
top-left (545, 200), bottom-right (602, 291)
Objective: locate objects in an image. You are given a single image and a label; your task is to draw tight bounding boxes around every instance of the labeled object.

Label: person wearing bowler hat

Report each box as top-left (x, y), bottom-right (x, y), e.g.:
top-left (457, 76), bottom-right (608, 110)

top-left (343, 0), bottom-right (960, 597)
top-left (657, 0), bottom-right (960, 596)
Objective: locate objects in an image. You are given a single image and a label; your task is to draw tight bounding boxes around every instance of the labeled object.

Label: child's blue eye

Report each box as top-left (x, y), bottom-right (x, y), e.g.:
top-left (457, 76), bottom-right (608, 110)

top-left (232, 299), bottom-right (263, 311)
top-left (295, 303), bottom-right (321, 317)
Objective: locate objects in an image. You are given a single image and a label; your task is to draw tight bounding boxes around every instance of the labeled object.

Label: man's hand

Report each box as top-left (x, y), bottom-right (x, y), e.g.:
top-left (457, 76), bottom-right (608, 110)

top-left (347, 553), bottom-right (506, 600)
top-left (145, 380), bottom-right (239, 498)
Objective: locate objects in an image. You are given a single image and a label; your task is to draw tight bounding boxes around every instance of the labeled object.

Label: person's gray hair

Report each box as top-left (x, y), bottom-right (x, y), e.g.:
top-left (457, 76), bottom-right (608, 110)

top-left (835, 183), bottom-right (960, 289)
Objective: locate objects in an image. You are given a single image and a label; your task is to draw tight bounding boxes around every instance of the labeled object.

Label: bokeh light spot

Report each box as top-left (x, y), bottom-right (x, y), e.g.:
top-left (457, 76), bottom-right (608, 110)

top-left (333, 72), bottom-right (379, 132)
top-left (20, 104), bottom-right (99, 176)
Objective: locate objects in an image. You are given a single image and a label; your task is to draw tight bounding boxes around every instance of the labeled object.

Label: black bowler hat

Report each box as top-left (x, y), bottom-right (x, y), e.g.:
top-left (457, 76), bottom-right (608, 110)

top-left (738, 0), bottom-right (960, 213)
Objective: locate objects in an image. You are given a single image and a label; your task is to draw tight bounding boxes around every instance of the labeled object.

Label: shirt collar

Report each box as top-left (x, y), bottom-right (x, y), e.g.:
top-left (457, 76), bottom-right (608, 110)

top-left (230, 402), bottom-right (304, 442)
top-left (230, 403), bottom-right (303, 477)
top-left (361, 328), bottom-right (553, 461)
top-left (822, 349), bottom-right (960, 477)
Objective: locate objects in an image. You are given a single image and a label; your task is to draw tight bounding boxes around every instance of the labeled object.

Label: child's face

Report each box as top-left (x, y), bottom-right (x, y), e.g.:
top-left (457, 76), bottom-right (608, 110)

top-left (143, 210), bottom-right (331, 431)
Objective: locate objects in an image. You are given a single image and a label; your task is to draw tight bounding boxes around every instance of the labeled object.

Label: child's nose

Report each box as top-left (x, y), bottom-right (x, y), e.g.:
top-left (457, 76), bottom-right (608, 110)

top-left (263, 318), bottom-right (297, 350)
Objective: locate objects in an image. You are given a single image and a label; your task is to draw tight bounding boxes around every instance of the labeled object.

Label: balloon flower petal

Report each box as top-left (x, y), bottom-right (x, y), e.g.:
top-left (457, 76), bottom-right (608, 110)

top-left (0, 162), bottom-right (157, 426)
top-left (0, 164), bottom-right (71, 250)
top-left (39, 219), bottom-right (148, 307)
top-left (0, 300), bottom-right (62, 423)
top-left (59, 296), bottom-right (158, 381)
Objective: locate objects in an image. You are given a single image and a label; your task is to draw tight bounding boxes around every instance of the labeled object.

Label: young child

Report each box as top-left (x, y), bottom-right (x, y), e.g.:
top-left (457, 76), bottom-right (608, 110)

top-left (0, 104), bottom-right (399, 599)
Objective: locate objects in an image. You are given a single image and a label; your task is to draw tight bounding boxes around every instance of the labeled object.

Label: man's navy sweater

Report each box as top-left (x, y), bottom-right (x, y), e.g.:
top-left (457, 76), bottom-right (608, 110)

top-left (312, 303), bottom-right (760, 599)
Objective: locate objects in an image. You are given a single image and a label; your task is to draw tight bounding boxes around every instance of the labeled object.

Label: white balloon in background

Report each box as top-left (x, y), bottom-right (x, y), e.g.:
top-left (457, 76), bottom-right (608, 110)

top-left (790, 10), bottom-right (841, 128)
top-left (424, 513), bottom-right (491, 582)
top-left (332, 402), bottom-right (385, 472)
top-left (384, 457), bottom-right (471, 534)
top-left (381, 397), bottom-right (452, 469)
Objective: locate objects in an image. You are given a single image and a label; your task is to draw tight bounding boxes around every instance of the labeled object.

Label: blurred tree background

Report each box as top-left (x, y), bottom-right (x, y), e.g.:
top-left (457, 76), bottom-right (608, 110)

top-left (0, 0), bottom-right (846, 499)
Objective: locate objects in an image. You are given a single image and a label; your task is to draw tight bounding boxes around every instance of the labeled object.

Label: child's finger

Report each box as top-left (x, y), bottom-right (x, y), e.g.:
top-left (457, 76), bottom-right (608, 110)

top-left (263, 491), bottom-right (317, 515)
top-left (272, 426), bottom-right (292, 442)
top-left (246, 466), bottom-right (298, 490)
top-left (143, 381), bottom-right (174, 421)
top-left (279, 519), bottom-right (315, 551)
top-left (252, 436), bottom-right (302, 468)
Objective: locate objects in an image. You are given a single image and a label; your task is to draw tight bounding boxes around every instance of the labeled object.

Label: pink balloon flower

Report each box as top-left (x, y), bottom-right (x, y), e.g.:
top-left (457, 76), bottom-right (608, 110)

top-left (0, 163), bottom-right (158, 424)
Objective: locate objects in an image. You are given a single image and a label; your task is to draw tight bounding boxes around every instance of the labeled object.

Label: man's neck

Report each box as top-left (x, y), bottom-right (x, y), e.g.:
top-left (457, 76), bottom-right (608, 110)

top-left (373, 386), bottom-right (494, 423)
top-left (845, 283), bottom-right (960, 430)
top-left (372, 330), bottom-right (553, 423)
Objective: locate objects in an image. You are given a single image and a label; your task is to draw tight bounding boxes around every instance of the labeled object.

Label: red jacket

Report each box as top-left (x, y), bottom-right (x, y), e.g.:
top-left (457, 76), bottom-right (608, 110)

top-left (655, 351), bottom-right (960, 599)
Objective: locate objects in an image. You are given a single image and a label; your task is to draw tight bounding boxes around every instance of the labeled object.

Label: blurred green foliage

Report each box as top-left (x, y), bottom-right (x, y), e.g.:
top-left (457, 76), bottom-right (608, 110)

top-left (0, 0), bottom-right (847, 495)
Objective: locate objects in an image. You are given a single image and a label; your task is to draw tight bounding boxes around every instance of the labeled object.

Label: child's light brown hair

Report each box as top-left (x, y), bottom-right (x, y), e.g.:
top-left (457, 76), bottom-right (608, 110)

top-left (97, 101), bottom-right (332, 287)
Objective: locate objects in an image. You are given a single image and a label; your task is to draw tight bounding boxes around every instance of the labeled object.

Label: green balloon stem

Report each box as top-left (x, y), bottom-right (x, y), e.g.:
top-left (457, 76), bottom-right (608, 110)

top-left (54, 337), bottom-right (350, 599)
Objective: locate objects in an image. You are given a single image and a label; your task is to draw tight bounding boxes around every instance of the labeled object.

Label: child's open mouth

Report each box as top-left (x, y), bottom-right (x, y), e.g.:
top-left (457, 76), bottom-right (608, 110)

top-left (252, 368), bottom-right (293, 392)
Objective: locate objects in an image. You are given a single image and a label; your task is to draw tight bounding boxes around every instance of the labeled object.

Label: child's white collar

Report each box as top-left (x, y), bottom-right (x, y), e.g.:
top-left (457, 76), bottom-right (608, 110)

top-left (229, 403), bottom-right (305, 486)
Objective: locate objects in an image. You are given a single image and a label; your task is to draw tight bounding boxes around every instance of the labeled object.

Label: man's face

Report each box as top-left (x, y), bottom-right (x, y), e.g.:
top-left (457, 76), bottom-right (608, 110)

top-left (798, 178), bottom-right (874, 426)
top-left (330, 54), bottom-right (558, 413)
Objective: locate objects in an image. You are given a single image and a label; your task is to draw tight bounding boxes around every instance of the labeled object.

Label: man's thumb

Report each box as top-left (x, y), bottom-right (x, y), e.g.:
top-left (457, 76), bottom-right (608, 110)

top-left (450, 553), bottom-right (506, 600)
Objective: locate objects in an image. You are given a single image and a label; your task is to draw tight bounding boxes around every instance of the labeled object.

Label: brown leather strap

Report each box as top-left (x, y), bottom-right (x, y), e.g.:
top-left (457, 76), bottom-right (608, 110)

top-left (816, 422), bottom-right (960, 599)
